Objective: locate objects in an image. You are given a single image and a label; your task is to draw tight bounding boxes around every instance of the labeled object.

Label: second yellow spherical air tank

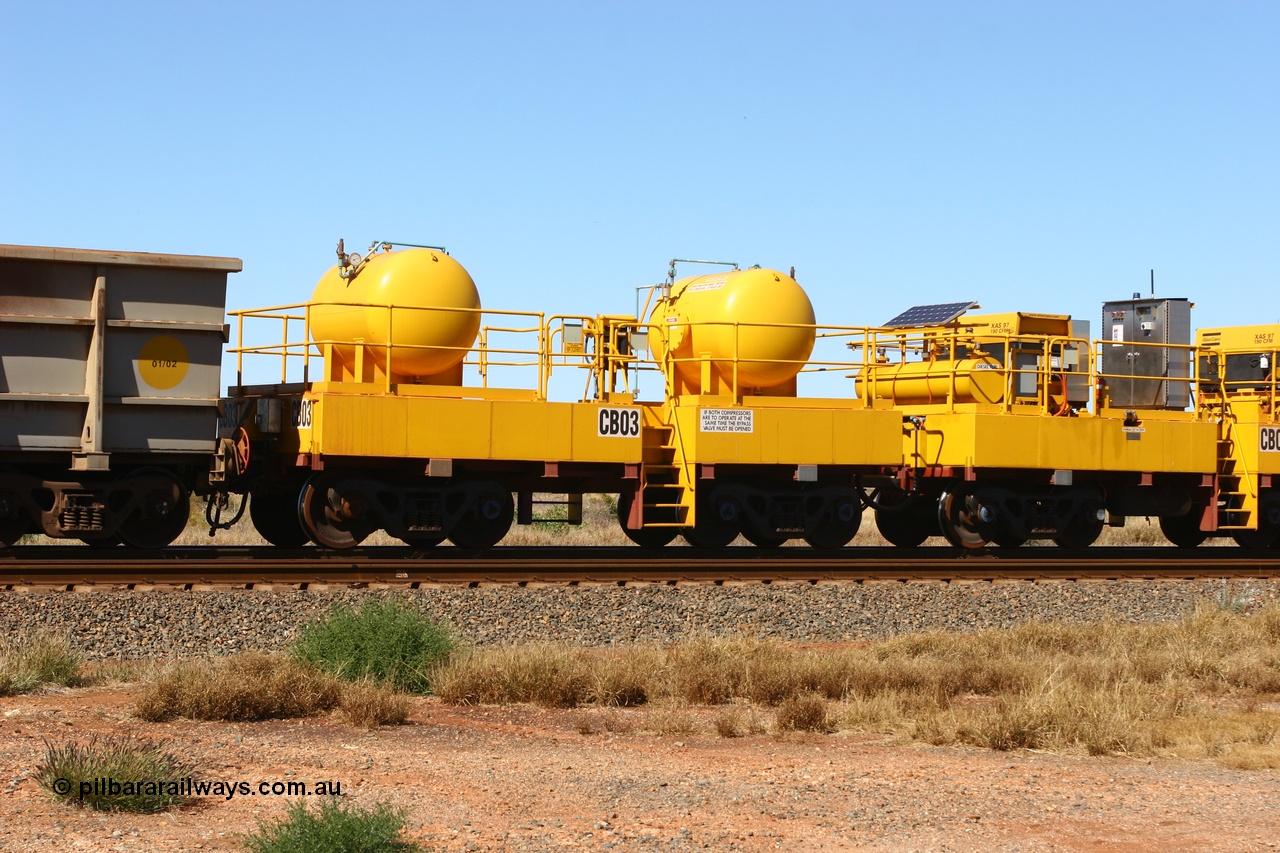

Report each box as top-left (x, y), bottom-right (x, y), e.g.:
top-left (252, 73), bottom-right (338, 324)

top-left (309, 248), bottom-right (481, 381)
top-left (649, 267), bottom-right (816, 393)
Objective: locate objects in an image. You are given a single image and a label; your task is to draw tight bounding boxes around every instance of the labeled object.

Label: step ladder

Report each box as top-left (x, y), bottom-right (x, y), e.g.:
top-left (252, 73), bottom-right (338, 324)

top-left (1215, 415), bottom-right (1256, 531)
top-left (637, 422), bottom-right (696, 530)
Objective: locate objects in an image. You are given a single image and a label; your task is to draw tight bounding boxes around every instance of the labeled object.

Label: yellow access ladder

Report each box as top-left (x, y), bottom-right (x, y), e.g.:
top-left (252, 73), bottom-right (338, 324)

top-left (637, 419), bottom-right (696, 530)
top-left (1214, 413), bottom-right (1257, 531)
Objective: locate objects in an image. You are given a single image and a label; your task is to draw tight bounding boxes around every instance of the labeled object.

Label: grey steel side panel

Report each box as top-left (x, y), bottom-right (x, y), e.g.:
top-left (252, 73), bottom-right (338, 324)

top-left (0, 248), bottom-right (237, 458)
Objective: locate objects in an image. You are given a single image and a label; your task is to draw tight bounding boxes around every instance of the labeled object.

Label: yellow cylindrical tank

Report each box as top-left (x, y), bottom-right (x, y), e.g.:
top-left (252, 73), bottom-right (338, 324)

top-left (650, 268), bottom-right (816, 392)
top-left (855, 357), bottom-right (1007, 405)
top-left (309, 248), bottom-right (481, 380)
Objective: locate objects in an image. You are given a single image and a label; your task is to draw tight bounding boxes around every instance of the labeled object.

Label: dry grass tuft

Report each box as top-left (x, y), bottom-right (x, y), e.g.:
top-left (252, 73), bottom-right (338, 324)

top-left (37, 734), bottom-right (194, 813)
top-left (136, 653), bottom-right (412, 728)
top-left (134, 653), bottom-right (344, 723)
top-left (433, 604), bottom-right (1280, 765)
top-left (337, 681), bottom-right (412, 728)
top-left (0, 630), bottom-right (80, 694)
top-left (714, 705), bottom-right (747, 738)
top-left (433, 644), bottom-right (659, 708)
top-left (573, 712), bottom-right (600, 735)
top-left (646, 706), bottom-right (698, 735)
top-left (775, 693), bottom-right (832, 733)
top-left (600, 708), bottom-right (634, 733)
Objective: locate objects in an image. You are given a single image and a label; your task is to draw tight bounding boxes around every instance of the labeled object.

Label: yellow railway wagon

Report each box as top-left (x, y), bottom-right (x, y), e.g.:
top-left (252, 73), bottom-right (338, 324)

top-left (852, 305), bottom-right (1222, 549)
top-left (1186, 323), bottom-right (1280, 547)
top-left (228, 249), bottom-right (910, 550)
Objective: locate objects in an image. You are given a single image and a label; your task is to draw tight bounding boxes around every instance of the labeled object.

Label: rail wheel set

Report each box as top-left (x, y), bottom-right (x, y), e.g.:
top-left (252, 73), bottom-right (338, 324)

top-left (1, 241), bottom-right (1277, 553)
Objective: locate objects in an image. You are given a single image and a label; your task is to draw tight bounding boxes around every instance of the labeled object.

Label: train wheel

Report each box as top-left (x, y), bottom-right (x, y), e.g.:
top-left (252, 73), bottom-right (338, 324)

top-left (616, 491), bottom-right (678, 548)
top-left (448, 484), bottom-right (514, 549)
top-left (1159, 510), bottom-right (1207, 548)
top-left (298, 472), bottom-right (374, 550)
top-left (804, 495), bottom-right (861, 550)
top-left (874, 489), bottom-right (936, 547)
top-left (400, 534), bottom-right (446, 548)
top-left (249, 487), bottom-right (309, 548)
top-left (1233, 495), bottom-right (1280, 548)
top-left (743, 526), bottom-right (787, 549)
top-left (0, 499), bottom-right (29, 546)
top-left (117, 468), bottom-right (190, 549)
top-left (683, 521), bottom-right (737, 548)
top-left (938, 489), bottom-right (990, 549)
top-left (992, 530), bottom-right (1028, 548)
top-left (1053, 517), bottom-right (1103, 549)
top-left (0, 481), bottom-right (28, 546)
top-left (683, 491), bottom-right (739, 548)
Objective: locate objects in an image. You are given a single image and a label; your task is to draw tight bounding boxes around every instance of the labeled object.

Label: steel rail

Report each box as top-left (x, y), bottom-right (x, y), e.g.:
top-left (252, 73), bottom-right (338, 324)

top-left (0, 546), bottom-right (1276, 588)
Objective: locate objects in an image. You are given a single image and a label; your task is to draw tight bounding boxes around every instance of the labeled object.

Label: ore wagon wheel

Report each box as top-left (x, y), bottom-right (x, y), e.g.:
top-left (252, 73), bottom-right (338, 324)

top-left (0, 476), bottom-right (30, 546)
top-left (804, 494), bottom-right (861, 550)
top-left (0, 514), bottom-right (28, 547)
top-left (0, 494), bottom-right (29, 546)
top-left (448, 484), bottom-right (514, 550)
top-left (1159, 509), bottom-right (1208, 548)
top-left (117, 468), bottom-right (190, 549)
top-left (249, 486), bottom-right (309, 548)
top-left (938, 489), bottom-right (990, 549)
top-left (298, 472), bottom-right (375, 550)
top-left (615, 491), bottom-right (678, 548)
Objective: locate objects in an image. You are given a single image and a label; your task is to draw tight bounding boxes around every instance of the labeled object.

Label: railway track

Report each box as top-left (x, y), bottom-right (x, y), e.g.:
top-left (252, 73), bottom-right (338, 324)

top-left (0, 546), bottom-right (1277, 588)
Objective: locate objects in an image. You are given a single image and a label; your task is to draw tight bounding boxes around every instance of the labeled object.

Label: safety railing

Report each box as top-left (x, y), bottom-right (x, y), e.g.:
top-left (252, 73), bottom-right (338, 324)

top-left (842, 326), bottom-right (1092, 415)
top-left (1194, 345), bottom-right (1280, 413)
top-left (844, 325), bottom-right (1206, 416)
top-left (229, 300), bottom-right (1249, 416)
top-left (228, 301), bottom-right (550, 395)
top-left (228, 302), bottom-right (886, 403)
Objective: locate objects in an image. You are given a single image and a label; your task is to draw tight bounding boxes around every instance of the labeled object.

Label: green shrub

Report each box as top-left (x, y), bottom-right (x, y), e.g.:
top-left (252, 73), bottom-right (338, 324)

top-left (293, 599), bottom-right (454, 693)
top-left (36, 735), bottom-right (193, 813)
top-left (242, 797), bottom-right (420, 853)
top-left (0, 630), bottom-right (80, 694)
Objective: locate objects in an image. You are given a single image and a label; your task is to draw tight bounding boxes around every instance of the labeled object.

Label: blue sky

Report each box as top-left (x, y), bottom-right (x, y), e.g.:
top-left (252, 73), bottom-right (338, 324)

top-left (3, 1), bottom-right (1276, 391)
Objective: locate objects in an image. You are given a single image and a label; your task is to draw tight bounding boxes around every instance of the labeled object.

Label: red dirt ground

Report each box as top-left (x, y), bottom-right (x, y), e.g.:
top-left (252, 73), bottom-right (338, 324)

top-left (0, 687), bottom-right (1277, 852)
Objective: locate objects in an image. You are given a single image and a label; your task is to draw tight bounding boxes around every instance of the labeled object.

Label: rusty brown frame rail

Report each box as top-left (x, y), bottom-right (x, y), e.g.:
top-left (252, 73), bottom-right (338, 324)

top-left (0, 546), bottom-right (1276, 588)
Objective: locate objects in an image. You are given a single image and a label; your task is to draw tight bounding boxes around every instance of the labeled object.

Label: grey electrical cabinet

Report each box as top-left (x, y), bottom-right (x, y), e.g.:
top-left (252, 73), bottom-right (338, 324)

top-left (1099, 298), bottom-right (1192, 409)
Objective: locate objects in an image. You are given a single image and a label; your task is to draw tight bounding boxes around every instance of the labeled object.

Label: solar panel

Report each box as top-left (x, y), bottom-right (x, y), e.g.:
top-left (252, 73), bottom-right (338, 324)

top-left (883, 301), bottom-right (979, 328)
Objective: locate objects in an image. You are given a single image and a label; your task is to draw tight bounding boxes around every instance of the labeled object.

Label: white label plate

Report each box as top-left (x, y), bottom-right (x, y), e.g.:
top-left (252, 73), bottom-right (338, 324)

top-left (700, 408), bottom-right (754, 433)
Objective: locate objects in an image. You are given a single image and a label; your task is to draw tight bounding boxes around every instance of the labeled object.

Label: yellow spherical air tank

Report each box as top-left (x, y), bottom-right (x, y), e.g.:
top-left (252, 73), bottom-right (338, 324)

top-left (309, 248), bottom-right (481, 381)
top-left (650, 267), bottom-right (816, 392)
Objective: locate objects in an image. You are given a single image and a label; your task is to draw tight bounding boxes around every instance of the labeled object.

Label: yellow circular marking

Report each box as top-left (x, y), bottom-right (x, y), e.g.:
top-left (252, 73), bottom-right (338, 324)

top-left (138, 336), bottom-right (189, 390)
